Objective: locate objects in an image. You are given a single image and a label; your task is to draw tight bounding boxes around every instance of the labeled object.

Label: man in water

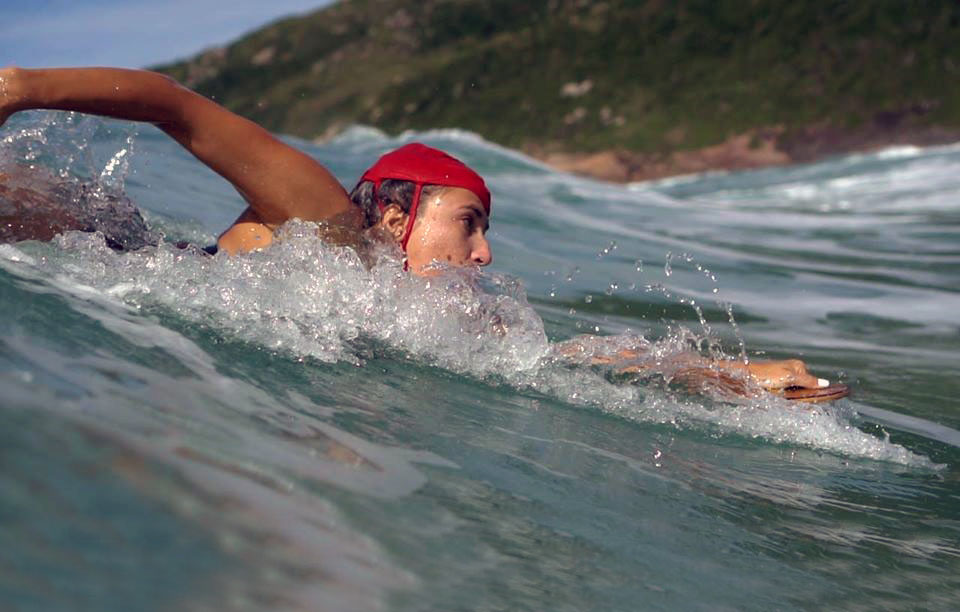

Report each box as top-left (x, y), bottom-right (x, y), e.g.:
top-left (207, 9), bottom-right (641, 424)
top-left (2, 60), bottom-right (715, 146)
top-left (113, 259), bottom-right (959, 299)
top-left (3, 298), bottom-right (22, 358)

top-left (0, 66), bottom-right (838, 398)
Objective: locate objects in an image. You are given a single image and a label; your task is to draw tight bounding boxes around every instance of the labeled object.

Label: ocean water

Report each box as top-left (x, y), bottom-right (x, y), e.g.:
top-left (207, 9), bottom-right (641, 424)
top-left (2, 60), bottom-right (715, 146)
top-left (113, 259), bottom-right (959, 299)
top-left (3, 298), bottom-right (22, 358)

top-left (1, 112), bottom-right (959, 611)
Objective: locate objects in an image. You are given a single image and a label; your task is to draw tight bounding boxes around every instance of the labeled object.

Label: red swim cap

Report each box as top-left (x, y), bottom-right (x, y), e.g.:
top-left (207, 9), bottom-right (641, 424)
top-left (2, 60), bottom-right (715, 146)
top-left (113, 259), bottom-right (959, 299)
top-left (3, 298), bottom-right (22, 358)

top-left (358, 143), bottom-right (491, 251)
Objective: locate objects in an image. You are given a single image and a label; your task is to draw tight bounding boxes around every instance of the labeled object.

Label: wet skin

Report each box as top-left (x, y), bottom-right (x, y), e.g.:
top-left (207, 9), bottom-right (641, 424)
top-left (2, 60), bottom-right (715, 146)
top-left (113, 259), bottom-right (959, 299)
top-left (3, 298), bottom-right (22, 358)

top-left (0, 66), bottom-right (836, 395)
top-left (375, 186), bottom-right (492, 274)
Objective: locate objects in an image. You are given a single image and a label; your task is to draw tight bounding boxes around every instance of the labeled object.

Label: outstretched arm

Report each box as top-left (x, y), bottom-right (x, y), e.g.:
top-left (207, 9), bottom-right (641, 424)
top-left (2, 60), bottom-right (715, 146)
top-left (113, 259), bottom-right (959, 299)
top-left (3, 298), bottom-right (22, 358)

top-left (0, 66), bottom-right (356, 234)
top-left (554, 335), bottom-right (831, 397)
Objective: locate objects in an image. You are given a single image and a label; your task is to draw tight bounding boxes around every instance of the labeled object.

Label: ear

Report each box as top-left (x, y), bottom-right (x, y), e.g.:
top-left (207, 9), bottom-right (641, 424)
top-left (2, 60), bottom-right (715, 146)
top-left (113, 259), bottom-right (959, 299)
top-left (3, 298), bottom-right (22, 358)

top-left (377, 204), bottom-right (409, 242)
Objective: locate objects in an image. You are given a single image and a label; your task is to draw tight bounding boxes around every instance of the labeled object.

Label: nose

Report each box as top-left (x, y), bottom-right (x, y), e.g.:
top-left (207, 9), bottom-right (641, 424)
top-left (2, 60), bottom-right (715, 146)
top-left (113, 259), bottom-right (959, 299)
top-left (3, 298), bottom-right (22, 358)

top-left (472, 235), bottom-right (492, 267)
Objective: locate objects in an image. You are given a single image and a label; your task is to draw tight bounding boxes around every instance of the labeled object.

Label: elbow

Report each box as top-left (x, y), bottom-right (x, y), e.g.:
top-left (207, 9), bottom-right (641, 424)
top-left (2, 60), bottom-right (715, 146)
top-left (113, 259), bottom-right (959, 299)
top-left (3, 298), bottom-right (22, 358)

top-left (147, 70), bottom-right (182, 89)
top-left (149, 73), bottom-right (203, 139)
top-left (149, 71), bottom-right (191, 109)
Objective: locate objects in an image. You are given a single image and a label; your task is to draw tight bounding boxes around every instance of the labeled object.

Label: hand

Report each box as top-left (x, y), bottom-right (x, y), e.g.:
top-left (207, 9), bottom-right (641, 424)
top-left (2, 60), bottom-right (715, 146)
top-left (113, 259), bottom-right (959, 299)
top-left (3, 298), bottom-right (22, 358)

top-left (744, 359), bottom-right (827, 391)
top-left (664, 358), bottom-right (829, 401)
top-left (0, 66), bottom-right (24, 128)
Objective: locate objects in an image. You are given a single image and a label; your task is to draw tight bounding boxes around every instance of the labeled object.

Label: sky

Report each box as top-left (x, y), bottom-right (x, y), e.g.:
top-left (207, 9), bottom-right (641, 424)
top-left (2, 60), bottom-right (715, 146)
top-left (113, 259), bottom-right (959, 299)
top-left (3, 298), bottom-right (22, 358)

top-left (1, 0), bottom-right (335, 68)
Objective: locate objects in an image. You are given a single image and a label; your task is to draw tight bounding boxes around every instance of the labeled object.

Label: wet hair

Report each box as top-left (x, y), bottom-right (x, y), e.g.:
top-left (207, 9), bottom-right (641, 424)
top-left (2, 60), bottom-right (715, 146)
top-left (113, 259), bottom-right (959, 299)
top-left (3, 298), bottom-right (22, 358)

top-left (349, 179), bottom-right (445, 228)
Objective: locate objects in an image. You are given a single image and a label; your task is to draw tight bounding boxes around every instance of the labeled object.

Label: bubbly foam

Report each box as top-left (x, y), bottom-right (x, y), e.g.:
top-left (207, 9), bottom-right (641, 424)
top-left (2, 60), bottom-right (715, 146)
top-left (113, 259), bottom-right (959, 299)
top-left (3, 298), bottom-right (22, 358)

top-left (0, 112), bottom-right (942, 468)
top-left (0, 224), bottom-right (938, 468)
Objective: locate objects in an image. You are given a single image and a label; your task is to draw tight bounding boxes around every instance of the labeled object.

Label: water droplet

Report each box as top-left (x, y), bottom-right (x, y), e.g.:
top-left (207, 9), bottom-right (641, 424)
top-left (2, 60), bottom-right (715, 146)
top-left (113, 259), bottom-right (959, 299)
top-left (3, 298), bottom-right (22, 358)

top-left (584, 295), bottom-right (593, 303)
top-left (596, 240), bottom-right (618, 258)
top-left (564, 266), bottom-right (581, 283)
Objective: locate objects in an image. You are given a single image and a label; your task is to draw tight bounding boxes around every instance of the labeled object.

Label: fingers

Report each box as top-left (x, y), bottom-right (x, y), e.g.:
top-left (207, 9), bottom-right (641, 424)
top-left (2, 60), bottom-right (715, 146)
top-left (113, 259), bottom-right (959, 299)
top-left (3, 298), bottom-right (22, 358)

top-left (782, 361), bottom-right (829, 389)
top-left (747, 359), bottom-right (831, 391)
top-left (784, 358), bottom-right (809, 375)
top-left (790, 372), bottom-right (824, 389)
top-left (0, 67), bottom-right (25, 129)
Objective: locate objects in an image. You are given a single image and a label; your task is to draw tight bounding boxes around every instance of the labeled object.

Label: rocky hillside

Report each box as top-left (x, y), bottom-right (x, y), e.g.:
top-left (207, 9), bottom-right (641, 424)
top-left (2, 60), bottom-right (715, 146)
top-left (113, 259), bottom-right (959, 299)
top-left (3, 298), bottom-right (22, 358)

top-left (156, 0), bottom-right (960, 180)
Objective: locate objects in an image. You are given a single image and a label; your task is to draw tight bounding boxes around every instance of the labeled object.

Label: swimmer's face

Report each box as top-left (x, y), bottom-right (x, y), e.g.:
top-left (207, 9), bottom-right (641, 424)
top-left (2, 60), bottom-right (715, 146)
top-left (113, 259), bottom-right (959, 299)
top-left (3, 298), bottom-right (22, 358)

top-left (381, 186), bottom-right (492, 274)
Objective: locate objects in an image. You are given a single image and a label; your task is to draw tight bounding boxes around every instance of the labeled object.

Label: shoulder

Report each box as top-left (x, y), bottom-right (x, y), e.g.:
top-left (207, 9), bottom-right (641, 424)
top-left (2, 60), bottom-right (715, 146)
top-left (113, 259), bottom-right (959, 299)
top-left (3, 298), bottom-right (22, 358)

top-left (217, 205), bottom-right (365, 255)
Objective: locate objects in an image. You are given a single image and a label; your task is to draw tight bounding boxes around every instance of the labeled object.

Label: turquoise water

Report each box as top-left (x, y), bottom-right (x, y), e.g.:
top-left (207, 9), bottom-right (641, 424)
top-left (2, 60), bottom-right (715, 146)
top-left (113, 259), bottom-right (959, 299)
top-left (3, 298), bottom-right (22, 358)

top-left (1, 113), bottom-right (959, 611)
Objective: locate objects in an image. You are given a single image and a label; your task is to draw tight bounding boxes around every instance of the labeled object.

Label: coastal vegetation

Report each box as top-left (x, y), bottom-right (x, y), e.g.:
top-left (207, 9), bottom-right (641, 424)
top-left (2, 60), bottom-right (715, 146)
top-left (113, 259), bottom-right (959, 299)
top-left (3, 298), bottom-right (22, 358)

top-left (156, 0), bottom-right (960, 180)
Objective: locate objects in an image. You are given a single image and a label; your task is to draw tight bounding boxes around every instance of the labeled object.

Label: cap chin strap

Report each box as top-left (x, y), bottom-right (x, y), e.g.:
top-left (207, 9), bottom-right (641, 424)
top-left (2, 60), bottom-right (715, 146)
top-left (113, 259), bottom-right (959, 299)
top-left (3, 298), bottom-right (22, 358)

top-left (373, 180), bottom-right (425, 253)
top-left (399, 183), bottom-right (424, 252)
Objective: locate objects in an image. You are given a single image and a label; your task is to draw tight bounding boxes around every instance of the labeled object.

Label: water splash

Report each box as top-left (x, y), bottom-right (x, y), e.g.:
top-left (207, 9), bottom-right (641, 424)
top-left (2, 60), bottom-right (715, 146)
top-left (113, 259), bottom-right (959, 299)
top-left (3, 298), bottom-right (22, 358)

top-left (660, 250), bottom-right (748, 362)
top-left (0, 230), bottom-right (937, 468)
top-left (596, 240), bottom-right (617, 259)
top-left (0, 112), bottom-right (941, 468)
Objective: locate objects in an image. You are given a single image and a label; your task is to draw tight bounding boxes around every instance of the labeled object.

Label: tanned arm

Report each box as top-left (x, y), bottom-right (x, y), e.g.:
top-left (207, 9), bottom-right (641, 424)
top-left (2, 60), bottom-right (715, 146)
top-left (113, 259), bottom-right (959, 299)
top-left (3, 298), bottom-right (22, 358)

top-left (554, 335), bottom-right (828, 395)
top-left (0, 66), bottom-right (359, 252)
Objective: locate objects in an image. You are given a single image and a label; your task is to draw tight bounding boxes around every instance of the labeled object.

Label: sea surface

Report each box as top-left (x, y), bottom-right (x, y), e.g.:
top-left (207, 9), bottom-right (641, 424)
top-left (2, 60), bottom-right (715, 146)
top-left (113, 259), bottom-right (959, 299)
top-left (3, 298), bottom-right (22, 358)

top-left (1, 112), bottom-right (959, 611)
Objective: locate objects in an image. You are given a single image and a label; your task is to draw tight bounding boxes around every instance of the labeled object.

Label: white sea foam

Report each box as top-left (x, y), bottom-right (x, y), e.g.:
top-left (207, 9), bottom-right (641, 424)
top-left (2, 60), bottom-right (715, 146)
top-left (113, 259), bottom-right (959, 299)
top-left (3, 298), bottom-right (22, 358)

top-left (3, 112), bottom-right (948, 468)
top-left (7, 110), bottom-right (960, 612)
top-left (3, 223), bottom-right (937, 469)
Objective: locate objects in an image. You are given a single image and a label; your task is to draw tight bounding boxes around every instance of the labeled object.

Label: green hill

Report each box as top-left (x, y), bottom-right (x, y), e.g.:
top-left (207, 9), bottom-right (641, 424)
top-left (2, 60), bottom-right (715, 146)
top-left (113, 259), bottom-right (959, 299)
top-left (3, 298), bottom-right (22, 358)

top-left (155, 0), bottom-right (960, 180)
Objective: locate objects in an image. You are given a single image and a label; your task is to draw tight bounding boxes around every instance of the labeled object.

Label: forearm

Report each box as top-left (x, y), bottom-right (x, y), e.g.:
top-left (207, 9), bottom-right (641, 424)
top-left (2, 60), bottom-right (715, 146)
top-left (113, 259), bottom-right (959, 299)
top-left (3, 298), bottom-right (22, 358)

top-left (553, 334), bottom-right (651, 364)
top-left (624, 351), bottom-right (827, 392)
top-left (6, 67), bottom-right (233, 169)
top-left (3, 66), bottom-right (231, 179)
top-left (6, 67), bottom-right (192, 127)
top-left (2, 66), bottom-right (354, 227)
top-left (553, 332), bottom-right (827, 392)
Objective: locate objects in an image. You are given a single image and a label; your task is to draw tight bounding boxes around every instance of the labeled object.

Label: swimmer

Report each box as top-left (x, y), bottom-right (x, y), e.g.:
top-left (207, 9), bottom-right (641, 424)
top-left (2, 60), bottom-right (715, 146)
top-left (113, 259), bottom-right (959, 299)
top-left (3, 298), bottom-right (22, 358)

top-left (0, 67), bottom-right (490, 270)
top-left (0, 66), bottom-right (841, 400)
